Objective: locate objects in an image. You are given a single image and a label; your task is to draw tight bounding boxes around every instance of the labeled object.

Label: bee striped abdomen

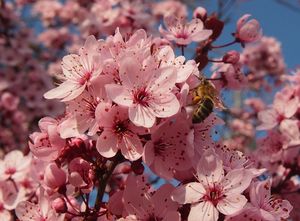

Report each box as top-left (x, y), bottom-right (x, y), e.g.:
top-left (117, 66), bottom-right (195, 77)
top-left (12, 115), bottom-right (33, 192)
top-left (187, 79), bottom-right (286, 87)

top-left (192, 97), bottom-right (214, 123)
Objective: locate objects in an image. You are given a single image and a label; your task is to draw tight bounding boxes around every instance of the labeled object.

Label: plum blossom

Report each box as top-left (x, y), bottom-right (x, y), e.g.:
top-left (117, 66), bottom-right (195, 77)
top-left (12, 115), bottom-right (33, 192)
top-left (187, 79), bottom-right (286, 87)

top-left (95, 103), bottom-right (144, 161)
top-left (226, 180), bottom-right (293, 221)
top-left (105, 56), bottom-right (180, 128)
top-left (143, 115), bottom-right (193, 179)
top-left (16, 188), bottom-right (65, 221)
top-left (171, 149), bottom-right (253, 221)
top-left (29, 117), bottom-right (65, 162)
top-left (257, 90), bottom-right (299, 130)
top-left (159, 14), bottom-right (212, 45)
top-left (0, 150), bottom-right (31, 181)
top-left (122, 175), bottom-right (180, 221)
top-left (44, 35), bottom-right (103, 101)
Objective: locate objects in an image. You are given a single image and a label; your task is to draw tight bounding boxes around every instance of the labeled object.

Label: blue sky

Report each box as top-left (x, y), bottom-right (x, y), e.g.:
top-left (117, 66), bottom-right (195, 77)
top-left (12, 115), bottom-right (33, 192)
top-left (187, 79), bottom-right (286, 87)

top-left (203, 0), bottom-right (300, 69)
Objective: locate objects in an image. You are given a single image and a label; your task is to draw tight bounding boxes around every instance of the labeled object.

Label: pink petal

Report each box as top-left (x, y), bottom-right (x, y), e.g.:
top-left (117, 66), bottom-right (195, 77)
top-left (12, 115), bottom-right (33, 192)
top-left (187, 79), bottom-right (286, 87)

top-left (189, 201), bottom-right (219, 221)
top-left (148, 66), bottom-right (177, 93)
top-left (58, 117), bottom-right (81, 139)
top-left (129, 105), bottom-right (156, 128)
top-left (249, 180), bottom-right (271, 208)
top-left (96, 131), bottom-right (118, 158)
top-left (105, 84), bottom-right (133, 107)
top-left (162, 211), bottom-right (181, 221)
top-left (61, 84), bottom-right (86, 102)
top-left (151, 94), bottom-right (180, 118)
top-left (283, 97), bottom-right (299, 118)
top-left (237, 14), bottom-right (251, 30)
top-left (43, 81), bottom-right (77, 100)
top-left (257, 109), bottom-right (278, 130)
top-left (217, 194), bottom-right (247, 215)
top-left (119, 57), bottom-right (142, 88)
top-left (171, 182), bottom-right (205, 204)
top-left (190, 29), bottom-right (212, 42)
top-left (120, 134), bottom-right (143, 161)
top-left (143, 141), bottom-right (155, 166)
top-left (197, 149), bottom-right (224, 186)
top-left (222, 169), bottom-right (253, 195)
top-left (16, 201), bottom-right (40, 220)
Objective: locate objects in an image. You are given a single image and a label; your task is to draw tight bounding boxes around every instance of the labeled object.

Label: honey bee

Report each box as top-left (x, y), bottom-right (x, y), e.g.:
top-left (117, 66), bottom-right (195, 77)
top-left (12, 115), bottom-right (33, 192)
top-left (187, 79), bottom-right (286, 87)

top-left (191, 78), bottom-right (225, 123)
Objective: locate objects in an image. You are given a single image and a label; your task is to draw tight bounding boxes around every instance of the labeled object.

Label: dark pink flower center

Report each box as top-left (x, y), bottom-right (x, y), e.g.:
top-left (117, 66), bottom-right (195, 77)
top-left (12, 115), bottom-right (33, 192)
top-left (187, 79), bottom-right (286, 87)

top-left (113, 120), bottom-right (129, 135)
top-left (5, 167), bottom-right (16, 175)
top-left (176, 32), bottom-right (188, 39)
top-left (204, 186), bottom-right (223, 206)
top-left (133, 88), bottom-right (150, 106)
top-left (79, 71), bottom-right (92, 85)
top-left (147, 215), bottom-right (163, 221)
top-left (0, 203), bottom-right (4, 211)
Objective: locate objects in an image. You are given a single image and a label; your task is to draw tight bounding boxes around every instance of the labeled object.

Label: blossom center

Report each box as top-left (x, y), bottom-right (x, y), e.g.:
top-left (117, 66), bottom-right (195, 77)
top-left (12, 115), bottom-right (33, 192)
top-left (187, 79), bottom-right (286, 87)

top-left (204, 186), bottom-right (223, 206)
top-left (133, 88), bottom-right (150, 106)
top-left (147, 214), bottom-right (163, 221)
top-left (153, 139), bottom-right (171, 158)
top-left (79, 71), bottom-right (92, 85)
top-left (113, 120), bottom-right (129, 135)
top-left (5, 167), bottom-right (16, 175)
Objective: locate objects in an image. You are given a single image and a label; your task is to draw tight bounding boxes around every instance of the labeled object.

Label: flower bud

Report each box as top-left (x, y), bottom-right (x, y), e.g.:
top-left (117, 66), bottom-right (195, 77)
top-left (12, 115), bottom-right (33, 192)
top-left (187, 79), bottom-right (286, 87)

top-left (52, 197), bottom-right (67, 213)
top-left (236, 14), bottom-right (262, 43)
top-left (44, 163), bottom-right (66, 190)
top-left (193, 7), bottom-right (207, 21)
top-left (223, 50), bottom-right (240, 64)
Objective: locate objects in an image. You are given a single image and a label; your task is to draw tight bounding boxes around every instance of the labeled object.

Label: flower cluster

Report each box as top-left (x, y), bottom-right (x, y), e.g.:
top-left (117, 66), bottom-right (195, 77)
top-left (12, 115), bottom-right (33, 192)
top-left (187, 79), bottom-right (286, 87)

top-left (0, 1), bottom-right (299, 221)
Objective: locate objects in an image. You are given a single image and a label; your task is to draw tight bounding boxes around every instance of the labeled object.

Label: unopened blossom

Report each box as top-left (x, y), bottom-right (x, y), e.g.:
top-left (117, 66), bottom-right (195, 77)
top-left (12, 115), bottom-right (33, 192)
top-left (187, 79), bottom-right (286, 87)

top-left (44, 35), bottom-right (103, 101)
top-left (159, 14), bottom-right (212, 46)
top-left (143, 115), bottom-right (193, 179)
top-left (16, 188), bottom-right (65, 221)
top-left (0, 150), bottom-right (31, 181)
top-left (122, 175), bottom-right (180, 221)
top-left (235, 14), bottom-right (262, 44)
top-left (171, 149), bottom-right (253, 221)
top-left (226, 180), bottom-right (293, 221)
top-left (43, 162), bottom-right (67, 191)
top-left (105, 56), bottom-right (180, 128)
top-left (95, 103), bottom-right (144, 161)
top-left (68, 157), bottom-right (94, 193)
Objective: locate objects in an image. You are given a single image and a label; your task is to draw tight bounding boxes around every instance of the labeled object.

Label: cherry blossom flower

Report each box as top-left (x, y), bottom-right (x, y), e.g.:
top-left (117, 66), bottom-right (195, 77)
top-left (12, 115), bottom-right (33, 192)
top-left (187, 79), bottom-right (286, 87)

top-left (143, 115), bottom-right (193, 179)
top-left (29, 117), bottom-right (65, 162)
top-left (0, 150), bottom-right (31, 181)
top-left (122, 175), bottom-right (180, 221)
top-left (59, 75), bottom-right (112, 138)
top-left (159, 14), bottom-right (212, 46)
top-left (171, 149), bottom-right (253, 221)
top-left (44, 35), bottom-right (103, 101)
top-left (16, 188), bottom-right (65, 221)
top-left (95, 103), bottom-right (144, 161)
top-left (257, 91), bottom-right (299, 130)
top-left (226, 179), bottom-right (293, 221)
top-left (105, 56), bottom-right (180, 128)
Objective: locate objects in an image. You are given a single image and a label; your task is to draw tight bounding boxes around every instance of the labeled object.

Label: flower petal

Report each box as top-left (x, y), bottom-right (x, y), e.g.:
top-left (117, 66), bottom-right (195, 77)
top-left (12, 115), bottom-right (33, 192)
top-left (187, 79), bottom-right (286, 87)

top-left (217, 194), bottom-right (247, 215)
top-left (171, 182), bottom-right (205, 204)
top-left (189, 201), bottom-right (219, 221)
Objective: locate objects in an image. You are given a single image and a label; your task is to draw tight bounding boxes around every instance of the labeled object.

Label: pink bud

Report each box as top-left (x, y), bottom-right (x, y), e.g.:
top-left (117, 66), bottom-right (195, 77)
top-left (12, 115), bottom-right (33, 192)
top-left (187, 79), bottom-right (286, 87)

top-left (1, 92), bottom-right (19, 111)
top-left (236, 14), bottom-right (262, 43)
top-left (223, 50), bottom-right (240, 64)
top-left (44, 163), bottom-right (66, 190)
top-left (52, 197), bottom-right (67, 213)
top-left (193, 7), bottom-right (207, 21)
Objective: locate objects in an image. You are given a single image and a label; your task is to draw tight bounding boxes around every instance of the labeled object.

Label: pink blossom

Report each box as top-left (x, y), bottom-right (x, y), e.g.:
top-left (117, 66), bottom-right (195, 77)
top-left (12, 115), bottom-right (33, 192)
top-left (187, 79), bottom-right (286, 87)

top-left (143, 115), bottom-right (193, 179)
top-left (0, 150), bottom-right (31, 181)
top-left (95, 103), bottom-right (144, 161)
top-left (16, 188), bottom-right (65, 221)
top-left (235, 14), bottom-right (262, 44)
top-left (257, 91), bottom-right (299, 130)
top-left (44, 35), bottom-right (103, 101)
top-left (43, 163), bottom-right (67, 191)
top-left (0, 92), bottom-right (19, 111)
top-left (59, 75), bottom-right (111, 138)
top-left (68, 157), bottom-right (94, 193)
top-left (29, 117), bottom-right (65, 161)
top-left (122, 175), bottom-right (180, 221)
top-left (159, 14), bottom-right (212, 46)
top-left (226, 180), bottom-right (293, 221)
top-left (105, 56), bottom-right (180, 128)
top-left (171, 149), bottom-right (253, 221)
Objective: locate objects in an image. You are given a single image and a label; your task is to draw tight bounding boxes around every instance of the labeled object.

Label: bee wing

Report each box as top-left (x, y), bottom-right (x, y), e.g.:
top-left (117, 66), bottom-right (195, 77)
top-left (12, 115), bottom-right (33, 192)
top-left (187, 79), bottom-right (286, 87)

top-left (213, 97), bottom-right (227, 110)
